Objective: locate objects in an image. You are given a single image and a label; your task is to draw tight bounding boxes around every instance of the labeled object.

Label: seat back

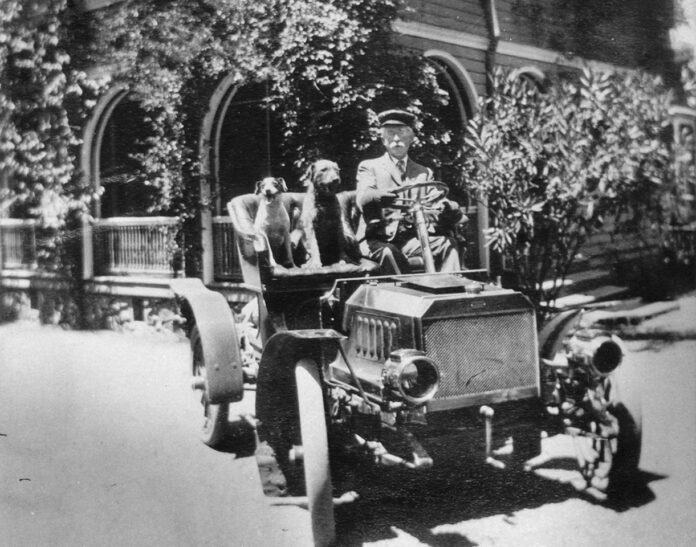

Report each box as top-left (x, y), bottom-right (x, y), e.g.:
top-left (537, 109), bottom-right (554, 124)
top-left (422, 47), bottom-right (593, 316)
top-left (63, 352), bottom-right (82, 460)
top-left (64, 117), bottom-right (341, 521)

top-left (227, 192), bottom-right (305, 292)
top-left (227, 190), bottom-right (378, 295)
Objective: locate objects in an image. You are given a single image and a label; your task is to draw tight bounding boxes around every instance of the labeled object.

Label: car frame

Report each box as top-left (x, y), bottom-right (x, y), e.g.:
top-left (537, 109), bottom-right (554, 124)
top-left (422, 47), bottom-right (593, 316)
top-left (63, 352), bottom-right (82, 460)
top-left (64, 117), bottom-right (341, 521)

top-left (171, 186), bottom-right (642, 547)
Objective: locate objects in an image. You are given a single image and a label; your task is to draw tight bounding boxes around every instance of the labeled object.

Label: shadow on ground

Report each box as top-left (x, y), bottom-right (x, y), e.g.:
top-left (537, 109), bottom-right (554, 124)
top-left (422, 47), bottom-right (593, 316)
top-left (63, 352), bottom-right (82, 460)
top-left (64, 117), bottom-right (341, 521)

top-left (331, 451), bottom-right (662, 546)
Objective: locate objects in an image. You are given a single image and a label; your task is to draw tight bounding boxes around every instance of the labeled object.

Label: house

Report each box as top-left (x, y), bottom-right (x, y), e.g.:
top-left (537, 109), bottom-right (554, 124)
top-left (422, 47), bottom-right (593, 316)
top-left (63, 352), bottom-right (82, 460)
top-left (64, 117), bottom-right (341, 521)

top-left (1, 0), bottom-right (694, 326)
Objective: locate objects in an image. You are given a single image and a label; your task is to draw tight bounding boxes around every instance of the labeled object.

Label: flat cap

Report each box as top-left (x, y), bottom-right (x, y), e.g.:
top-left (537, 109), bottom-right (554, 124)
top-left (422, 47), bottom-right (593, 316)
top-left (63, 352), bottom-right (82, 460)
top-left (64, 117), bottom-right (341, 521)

top-left (377, 109), bottom-right (416, 128)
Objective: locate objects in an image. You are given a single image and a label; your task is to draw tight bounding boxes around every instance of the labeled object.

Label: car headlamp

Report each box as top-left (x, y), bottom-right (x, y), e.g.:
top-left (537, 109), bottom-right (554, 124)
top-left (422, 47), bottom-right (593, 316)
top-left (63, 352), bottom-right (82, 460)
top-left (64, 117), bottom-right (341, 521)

top-left (382, 349), bottom-right (439, 405)
top-left (565, 329), bottom-right (625, 377)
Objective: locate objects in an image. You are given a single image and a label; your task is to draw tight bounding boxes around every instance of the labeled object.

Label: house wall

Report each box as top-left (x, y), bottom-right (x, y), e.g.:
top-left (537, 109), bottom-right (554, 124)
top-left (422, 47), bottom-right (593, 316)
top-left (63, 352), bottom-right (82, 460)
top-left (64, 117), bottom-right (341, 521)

top-left (408, 0), bottom-right (488, 35)
top-left (399, 0), bottom-right (671, 288)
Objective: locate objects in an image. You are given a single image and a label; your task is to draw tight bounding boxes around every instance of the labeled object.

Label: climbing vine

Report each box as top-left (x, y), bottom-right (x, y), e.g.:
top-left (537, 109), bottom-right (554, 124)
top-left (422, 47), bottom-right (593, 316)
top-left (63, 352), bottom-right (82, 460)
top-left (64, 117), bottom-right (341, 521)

top-left (0, 0), bottom-right (104, 270)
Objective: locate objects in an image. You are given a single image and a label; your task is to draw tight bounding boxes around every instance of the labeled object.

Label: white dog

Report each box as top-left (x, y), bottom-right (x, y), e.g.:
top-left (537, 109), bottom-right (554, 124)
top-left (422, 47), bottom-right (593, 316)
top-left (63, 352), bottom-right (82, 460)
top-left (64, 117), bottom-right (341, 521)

top-left (254, 177), bottom-right (295, 268)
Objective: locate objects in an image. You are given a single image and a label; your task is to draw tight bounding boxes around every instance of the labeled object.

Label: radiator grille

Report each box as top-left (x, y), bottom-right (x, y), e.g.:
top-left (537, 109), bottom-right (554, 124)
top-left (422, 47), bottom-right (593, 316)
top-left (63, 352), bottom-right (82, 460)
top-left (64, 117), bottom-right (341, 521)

top-left (352, 313), bottom-right (399, 361)
top-left (424, 311), bottom-right (537, 404)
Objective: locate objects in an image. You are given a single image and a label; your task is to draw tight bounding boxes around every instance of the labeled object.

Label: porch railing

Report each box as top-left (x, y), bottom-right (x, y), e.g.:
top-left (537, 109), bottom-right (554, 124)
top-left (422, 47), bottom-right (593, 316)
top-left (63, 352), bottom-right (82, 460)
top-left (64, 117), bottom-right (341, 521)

top-left (0, 219), bottom-right (37, 270)
top-left (92, 217), bottom-right (181, 276)
top-left (666, 224), bottom-right (696, 265)
top-left (212, 216), bottom-right (241, 280)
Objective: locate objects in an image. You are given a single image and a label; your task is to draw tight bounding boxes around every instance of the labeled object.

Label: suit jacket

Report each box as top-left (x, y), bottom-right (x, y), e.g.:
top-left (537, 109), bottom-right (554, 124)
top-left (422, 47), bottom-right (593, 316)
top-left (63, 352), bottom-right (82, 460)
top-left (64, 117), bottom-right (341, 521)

top-left (355, 153), bottom-right (433, 242)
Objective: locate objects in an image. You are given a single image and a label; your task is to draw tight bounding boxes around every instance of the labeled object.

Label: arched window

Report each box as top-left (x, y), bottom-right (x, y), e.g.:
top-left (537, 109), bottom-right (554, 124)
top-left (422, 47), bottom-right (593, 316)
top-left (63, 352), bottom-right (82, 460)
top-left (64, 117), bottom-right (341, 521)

top-left (423, 51), bottom-right (482, 268)
top-left (510, 66), bottom-right (548, 94)
top-left (426, 56), bottom-right (473, 194)
top-left (98, 97), bottom-right (157, 217)
top-left (215, 82), bottom-right (289, 214)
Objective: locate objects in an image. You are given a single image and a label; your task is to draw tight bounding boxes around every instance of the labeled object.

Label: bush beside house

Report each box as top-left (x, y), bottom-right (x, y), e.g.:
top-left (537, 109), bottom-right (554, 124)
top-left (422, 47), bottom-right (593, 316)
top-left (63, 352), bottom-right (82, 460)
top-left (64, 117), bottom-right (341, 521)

top-left (463, 67), bottom-right (682, 315)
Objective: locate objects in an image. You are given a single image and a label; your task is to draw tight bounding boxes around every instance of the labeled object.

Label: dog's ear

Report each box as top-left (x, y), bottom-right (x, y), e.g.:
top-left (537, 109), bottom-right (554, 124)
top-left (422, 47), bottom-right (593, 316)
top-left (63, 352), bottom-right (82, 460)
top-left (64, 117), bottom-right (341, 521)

top-left (301, 164), bottom-right (315, 188)
top-left (277, 177), bottom-right (288, 192)
top-left (255, 180), bottom-right (263, 194)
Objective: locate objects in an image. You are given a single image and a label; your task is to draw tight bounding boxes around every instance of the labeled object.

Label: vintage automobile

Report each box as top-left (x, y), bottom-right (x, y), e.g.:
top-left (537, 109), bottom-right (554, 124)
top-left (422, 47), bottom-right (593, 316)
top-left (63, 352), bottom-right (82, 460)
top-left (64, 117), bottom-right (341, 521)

top-left (171, 182), bottom-right (642, 547)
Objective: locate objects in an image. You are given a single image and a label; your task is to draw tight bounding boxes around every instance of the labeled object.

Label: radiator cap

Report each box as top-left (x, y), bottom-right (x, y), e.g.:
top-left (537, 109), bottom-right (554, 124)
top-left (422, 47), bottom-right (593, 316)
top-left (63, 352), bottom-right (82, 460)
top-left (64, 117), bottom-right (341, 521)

top-left (401, 274), bottom-right (486, 294)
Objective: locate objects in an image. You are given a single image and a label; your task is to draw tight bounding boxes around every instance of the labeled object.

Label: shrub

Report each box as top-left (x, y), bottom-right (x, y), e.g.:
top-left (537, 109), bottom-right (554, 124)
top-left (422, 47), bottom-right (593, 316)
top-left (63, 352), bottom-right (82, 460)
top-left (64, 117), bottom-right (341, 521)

top-left (463, 67), bottom-right (675, 316)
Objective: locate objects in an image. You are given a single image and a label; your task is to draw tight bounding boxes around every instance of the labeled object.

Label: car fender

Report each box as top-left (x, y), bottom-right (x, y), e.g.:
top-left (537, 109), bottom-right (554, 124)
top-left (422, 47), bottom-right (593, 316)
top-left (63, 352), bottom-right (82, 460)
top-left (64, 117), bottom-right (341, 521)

top-left (256, 329), bottom-right (344, 431)
top-left (171, 278), bottom-right (243, 405)
top-left (538, 309), bottom-right (584, 361)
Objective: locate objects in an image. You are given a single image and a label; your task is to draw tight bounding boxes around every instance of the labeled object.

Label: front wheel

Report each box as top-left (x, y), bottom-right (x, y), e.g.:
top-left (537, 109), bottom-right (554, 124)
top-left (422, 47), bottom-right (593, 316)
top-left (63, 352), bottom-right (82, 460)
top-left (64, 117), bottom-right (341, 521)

top-left (580, 371), bottom-right (642, 498)
top-left (606, 366), bottom-right (643, 495)
top-left (295, 358), bottom-right (335, 547)
top-left (191, 326), bottom-right (229, 448)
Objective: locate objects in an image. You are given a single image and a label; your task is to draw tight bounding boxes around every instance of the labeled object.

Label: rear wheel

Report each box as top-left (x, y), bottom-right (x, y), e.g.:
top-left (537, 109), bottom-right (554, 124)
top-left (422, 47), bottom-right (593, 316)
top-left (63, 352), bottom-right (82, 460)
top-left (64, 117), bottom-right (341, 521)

top-left (295, 358), bottom-right (335, 547)
top-left (579, 371), bottom-right (642, 498)
top-left (191, 326), bottom-right (229, 448)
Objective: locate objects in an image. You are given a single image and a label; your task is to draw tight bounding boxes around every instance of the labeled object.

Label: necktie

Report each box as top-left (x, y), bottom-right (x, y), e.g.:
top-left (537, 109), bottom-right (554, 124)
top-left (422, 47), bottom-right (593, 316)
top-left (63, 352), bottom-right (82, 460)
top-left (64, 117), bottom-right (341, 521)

top-left (397, 159), bottom-right (406, 176)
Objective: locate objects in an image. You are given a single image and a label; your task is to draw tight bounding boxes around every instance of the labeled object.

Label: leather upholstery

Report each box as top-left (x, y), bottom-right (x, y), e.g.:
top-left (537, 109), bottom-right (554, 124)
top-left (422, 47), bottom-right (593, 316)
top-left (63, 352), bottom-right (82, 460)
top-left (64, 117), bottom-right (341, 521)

top-left (227, 191), bottom-right (378, 292)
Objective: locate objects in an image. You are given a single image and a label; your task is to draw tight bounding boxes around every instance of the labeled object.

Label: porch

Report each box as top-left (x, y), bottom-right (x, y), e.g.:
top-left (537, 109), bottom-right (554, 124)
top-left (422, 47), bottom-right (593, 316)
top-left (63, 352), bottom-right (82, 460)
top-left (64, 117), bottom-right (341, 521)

top-left (0, 215), bottom-right (248, 326)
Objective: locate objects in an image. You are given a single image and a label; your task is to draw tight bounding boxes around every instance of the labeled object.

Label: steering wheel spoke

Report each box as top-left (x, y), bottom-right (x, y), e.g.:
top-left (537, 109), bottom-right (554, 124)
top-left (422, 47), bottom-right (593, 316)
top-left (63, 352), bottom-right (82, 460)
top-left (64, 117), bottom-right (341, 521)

top-left (391, 181), bottom-right (449, 206)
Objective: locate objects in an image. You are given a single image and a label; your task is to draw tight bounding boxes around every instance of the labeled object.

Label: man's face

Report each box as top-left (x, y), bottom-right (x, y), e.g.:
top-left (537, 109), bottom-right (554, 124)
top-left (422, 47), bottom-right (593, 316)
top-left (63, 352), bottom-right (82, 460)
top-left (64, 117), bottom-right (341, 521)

top-left (380, 125), bottom-right (414, 160)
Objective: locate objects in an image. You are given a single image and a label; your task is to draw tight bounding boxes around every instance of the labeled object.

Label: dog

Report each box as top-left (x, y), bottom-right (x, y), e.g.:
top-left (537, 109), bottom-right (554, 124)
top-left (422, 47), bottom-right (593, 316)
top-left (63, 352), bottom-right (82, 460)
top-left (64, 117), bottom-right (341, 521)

top-left (254, 176), bottom-right (295, 268)
top-left (299, 159), bottom-right (359, 268)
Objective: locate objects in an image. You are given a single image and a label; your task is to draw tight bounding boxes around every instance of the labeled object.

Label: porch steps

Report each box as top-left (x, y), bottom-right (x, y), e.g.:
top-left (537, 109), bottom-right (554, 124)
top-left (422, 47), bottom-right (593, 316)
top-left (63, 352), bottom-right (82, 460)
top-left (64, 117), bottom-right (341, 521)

top-left (542, 268), bottom-right (630, 311)
top-left (549, 284), bottom-right (631, 310)
top-left (583, 300), bottom-right (681, 327)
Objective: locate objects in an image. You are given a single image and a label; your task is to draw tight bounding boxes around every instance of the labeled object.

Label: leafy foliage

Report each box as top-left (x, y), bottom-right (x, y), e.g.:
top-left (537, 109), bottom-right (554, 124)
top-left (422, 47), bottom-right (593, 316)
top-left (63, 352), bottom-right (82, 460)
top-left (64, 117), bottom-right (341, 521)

top-left (79, 0), bottom-right (457, 212)
top-left (1, 0), bottom-right (460, 274)
top-left (684, 58), bottom-right (696, 110)
top-left (0, 0), bottom-right (103, 271)
top-left (463, 67), bottom-right (675, 313)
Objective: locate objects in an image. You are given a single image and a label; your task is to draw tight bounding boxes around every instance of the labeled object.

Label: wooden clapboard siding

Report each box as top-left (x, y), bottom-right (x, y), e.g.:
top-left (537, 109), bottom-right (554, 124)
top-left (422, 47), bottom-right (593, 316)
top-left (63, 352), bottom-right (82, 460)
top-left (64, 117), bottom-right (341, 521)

top-left (405, 0), bottom-right (487, 35)
top-left (496, 0), bottom-right (564, 49)
top-left (394, 33), bottom-right (488, 96)
top-left (575, 222), bottom-right (662, 275)
top-left (496, 0), bottom-right (673, 73)
top-left (495, 51), bottom-right (559, 74)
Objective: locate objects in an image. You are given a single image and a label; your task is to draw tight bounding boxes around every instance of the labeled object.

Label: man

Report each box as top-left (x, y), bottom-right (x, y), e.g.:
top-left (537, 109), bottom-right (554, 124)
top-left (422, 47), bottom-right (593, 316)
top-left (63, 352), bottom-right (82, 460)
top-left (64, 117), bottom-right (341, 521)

top-left (355, 108), bottom-right (463, 273)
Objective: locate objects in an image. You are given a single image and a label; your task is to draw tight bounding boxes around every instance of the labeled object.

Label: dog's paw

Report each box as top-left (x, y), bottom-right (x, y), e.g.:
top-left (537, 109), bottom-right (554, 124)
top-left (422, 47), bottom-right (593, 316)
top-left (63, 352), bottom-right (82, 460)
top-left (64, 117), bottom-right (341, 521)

top-left (303, 258), bottom-right (323, 269)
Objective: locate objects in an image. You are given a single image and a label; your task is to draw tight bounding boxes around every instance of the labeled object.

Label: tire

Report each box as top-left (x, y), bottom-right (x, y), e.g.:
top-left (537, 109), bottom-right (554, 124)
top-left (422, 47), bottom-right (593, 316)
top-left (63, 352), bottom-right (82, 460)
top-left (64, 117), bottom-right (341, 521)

top-left (295, 358), bottom-right (335, 547)
top-left (191, 326), bottom-right (229, 448)
top-left (582, 368), bottom-right (642, 498)
top-left (607, 402), bottom-right (642, 485)
top-left (606, 366), bottom-right (642, 496)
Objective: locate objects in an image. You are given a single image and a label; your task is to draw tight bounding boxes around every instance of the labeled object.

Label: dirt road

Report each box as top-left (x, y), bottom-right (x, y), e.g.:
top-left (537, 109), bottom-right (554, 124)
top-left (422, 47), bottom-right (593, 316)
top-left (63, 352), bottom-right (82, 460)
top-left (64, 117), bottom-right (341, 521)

top-left (1, 322), bottom-right (695, 546)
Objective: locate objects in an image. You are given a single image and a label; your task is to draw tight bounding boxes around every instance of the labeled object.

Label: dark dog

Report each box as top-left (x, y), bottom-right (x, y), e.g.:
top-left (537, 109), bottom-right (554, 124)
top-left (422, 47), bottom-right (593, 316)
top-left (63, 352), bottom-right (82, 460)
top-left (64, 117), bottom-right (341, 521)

top-left (254, 176), bottom-right (294, 268)
top-left (299, 159), bottom-right (359, 268)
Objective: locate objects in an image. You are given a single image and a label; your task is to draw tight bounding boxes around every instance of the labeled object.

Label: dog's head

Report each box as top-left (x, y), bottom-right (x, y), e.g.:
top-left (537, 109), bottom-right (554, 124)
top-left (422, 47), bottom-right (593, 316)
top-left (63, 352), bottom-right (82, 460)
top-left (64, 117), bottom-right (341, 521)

top-left (255, 177), bottom-right (287, 202)
top-left (302, 159), bottom-right (341, 199)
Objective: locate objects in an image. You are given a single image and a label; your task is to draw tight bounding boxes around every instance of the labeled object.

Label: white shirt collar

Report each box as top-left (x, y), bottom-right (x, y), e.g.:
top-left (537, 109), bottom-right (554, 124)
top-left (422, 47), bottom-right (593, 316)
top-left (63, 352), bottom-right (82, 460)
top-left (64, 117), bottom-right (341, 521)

top-left (388, 154), bottom-right (408, 166)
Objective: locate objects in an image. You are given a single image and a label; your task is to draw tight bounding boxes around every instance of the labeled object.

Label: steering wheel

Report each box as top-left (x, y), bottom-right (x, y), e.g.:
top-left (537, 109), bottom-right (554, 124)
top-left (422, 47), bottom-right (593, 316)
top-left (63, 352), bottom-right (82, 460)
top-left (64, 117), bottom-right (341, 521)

top-left (390, 181), bottom-right (449, 209)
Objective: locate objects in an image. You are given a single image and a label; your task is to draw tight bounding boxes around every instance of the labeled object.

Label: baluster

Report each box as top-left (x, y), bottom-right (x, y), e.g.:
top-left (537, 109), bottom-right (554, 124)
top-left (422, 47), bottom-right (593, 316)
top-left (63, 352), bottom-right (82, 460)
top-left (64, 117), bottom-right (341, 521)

top-left (139, 224), bottom-right (144, 271)
top-left (29, 223), bottom-right (36, 267)
top-left (155, 224), bottom-right (160, 272)
top-left (124, 224), bottom-right (129, 271)
top-left (133, 224), bottom-right (138, 271)
top-left (136, 224), bottom-right (140, 271)
top-left (126, 224), bottom-right (131, 272)
top-left (110, 226), bottom-right (116, 273)
top-left (115, 225), bottom-right (121, 272)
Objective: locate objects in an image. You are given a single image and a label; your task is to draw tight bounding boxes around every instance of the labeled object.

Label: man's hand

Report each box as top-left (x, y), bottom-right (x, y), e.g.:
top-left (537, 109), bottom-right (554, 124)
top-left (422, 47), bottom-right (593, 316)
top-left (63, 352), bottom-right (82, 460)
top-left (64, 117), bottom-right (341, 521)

top-left (378, 190), bottom-right (396, 205)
